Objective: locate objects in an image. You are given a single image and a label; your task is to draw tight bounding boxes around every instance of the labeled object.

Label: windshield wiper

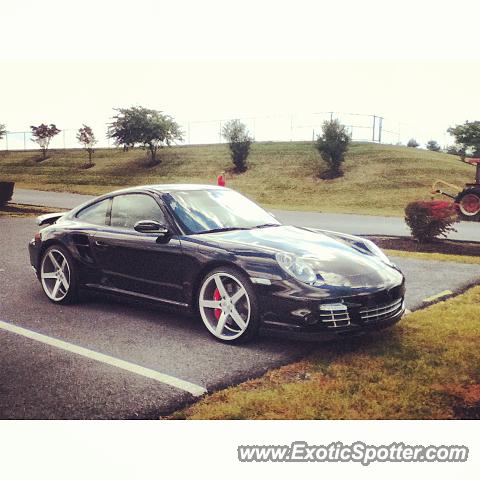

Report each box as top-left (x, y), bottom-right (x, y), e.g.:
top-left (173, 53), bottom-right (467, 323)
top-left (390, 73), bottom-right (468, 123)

top-left (197, 224), bottom-right (281, 234)
top-left (252, 223), bottom-right (281, 229)
top-left (197, 226), bottom-right (251, 234)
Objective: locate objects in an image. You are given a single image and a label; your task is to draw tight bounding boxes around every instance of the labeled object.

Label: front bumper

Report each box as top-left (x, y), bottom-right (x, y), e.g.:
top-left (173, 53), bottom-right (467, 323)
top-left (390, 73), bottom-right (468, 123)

top-left (257, 280), bottom-right (406, 341)
top-left (28, 239), bottom-right (40, 277)
top-left (261, 305), bottom-right (404, 341)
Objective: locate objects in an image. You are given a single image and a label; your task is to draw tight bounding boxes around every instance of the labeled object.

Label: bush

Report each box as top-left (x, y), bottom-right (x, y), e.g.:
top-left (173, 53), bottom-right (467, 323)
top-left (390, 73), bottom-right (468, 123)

top-left (405, 200), bottom-right (458, 243)
top-left (426, 140), bottom-right (441, 152)
top-left (407, 138), bottom-right (419, 148)
top-left (315, 119), bottom-right (351, 178)
top-left (222, 120), bottom-right (253, 172)
top-left (0, 181), bottom-right (15, 207)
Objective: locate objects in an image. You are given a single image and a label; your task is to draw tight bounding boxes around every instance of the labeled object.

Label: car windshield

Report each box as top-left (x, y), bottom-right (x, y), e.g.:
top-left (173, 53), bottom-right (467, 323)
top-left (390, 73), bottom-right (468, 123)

top-left (164, 189), bottom-right (281, 234)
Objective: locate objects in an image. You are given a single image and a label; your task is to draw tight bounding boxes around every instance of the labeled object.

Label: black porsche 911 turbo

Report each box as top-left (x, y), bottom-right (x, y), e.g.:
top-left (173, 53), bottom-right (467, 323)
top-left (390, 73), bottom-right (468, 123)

top-left (29, 184), bottom-right (405, 343)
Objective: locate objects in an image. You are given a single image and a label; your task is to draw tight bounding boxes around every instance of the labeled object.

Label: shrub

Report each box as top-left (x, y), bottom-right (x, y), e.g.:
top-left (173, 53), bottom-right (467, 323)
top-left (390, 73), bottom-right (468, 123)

top-left (315, 119), bottom-right (351, 178)
top-left (407, 138), bottom-right (419, 148)
top-left (222, 119), bottom-right (253, 172)
top-left (426, 140), bottom-right (441, 152)
top-left (405, 200), bottom-right (458, 243)
top-left (0, 181), bottom-right (15, 207)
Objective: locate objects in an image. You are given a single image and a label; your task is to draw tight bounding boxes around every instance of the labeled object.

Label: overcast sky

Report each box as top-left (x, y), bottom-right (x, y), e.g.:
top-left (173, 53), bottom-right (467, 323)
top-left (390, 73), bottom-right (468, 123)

top-left (1, 0), bottom-right (480, 147)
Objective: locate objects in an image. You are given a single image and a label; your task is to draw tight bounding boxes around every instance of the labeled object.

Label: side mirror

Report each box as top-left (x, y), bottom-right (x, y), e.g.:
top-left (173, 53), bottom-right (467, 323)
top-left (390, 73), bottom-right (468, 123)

top-left (134, 220), bottom-right (169, 235)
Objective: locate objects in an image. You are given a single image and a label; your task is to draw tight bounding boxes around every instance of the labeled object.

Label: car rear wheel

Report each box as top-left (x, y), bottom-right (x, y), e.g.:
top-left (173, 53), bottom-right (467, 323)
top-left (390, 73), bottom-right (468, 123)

top-left (40, 245), bottom-right (78, 304)
top-left (198, 267), bottom-right (260, 344)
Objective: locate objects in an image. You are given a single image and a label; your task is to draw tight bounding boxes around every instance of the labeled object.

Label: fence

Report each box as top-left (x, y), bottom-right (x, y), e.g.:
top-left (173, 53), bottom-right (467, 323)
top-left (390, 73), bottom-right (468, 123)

top-left (0, 112), bottom-right (415, 151)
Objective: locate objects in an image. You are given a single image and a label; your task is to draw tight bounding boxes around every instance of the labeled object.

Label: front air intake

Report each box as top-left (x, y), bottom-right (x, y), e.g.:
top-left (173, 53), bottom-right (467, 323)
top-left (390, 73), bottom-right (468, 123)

top-left (319, 303), bottom-right (351, 328)
top-left (359, 298), bottom-right (404, 322)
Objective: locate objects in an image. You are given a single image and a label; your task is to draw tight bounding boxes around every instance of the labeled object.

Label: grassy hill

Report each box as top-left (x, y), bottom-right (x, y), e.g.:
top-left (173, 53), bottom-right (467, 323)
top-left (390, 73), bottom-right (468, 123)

top-left (0, 142), bottom-right (474, 216)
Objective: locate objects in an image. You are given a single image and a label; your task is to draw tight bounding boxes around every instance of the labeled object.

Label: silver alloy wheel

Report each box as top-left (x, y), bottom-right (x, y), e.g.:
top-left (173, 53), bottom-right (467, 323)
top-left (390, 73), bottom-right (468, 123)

top-left (40, 249), bottom-right (71, 302)
top-left (198, 272), bottom-right (251, 341)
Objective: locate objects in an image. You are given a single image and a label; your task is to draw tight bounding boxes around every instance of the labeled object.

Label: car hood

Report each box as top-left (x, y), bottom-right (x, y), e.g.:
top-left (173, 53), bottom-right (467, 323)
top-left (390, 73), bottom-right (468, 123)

top-left (193, 225), bottom-right (403, 288)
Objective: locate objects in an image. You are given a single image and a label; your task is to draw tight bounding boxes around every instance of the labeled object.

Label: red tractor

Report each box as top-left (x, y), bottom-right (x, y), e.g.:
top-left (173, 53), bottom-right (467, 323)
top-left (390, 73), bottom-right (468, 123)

top-left (432, 158), bottom-right (480, 221)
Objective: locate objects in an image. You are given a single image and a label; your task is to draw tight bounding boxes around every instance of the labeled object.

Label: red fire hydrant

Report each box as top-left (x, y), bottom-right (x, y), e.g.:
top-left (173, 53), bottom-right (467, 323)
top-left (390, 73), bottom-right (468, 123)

top-left (217, 171), bottom-right (226, 187)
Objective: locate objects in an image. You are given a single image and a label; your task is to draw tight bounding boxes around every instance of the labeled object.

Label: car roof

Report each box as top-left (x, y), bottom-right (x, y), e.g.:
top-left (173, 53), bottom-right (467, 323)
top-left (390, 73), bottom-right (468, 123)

top-left (106, 184), bottom-right (228, 196)
top-left (70, 184), bottom-right (230, 215)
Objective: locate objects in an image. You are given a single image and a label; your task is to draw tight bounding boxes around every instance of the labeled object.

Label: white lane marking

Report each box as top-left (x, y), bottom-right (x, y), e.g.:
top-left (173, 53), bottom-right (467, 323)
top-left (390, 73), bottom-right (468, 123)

top-left (0, 319), bottom-right (207, 397)
top-left (422, 290), bottom-right (453, 303)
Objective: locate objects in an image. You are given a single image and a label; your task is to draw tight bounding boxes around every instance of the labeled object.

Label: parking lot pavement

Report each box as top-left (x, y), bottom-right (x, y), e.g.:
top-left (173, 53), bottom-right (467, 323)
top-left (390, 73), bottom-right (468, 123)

top-left (1, 216), bottom-right (479, 419)
top-left (13, 188), bottom-right (96, 210)
top-left (272, 209), bottom-right (480, 242)
top-left (389, 256), bottom-right (480, 310)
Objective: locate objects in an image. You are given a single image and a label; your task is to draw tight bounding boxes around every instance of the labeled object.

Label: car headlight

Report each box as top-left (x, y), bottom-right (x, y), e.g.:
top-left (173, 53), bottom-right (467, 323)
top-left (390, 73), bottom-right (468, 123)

top-left (361, 239), bottom-right (393, 266)
top-left (275, 252), bottom-right (317, 284)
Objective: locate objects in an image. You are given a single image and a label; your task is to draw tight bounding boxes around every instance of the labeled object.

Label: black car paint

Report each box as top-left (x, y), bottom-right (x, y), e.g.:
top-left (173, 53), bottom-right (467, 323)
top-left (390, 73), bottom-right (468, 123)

top-left (29, 185), bottom-right (405, 339)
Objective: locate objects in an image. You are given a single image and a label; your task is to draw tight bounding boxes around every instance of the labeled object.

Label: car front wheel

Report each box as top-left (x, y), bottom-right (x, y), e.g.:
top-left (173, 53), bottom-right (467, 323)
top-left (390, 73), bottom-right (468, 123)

top-left (40, 245), bottom-right (78, 304)
top-left (198, 267), bottom-right (260, 344)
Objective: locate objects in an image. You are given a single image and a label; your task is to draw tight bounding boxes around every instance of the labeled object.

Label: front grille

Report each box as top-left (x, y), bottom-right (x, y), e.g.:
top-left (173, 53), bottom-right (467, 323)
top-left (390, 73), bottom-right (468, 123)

top-left (359, 298), bottom-right (404, 323)
top-left (319, 303), bottom-right (351, 328)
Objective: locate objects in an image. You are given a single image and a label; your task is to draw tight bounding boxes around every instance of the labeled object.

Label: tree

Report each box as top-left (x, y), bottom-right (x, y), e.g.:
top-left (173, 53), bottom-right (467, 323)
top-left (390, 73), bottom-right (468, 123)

top-left (447, 121), bottom-right (480, 157)
top-left (0, 124), bottom-right (6, 141)
top-left (426, 140), bottom-right (441, 152)
top-left (30, 123), bottom-right (61, 160)
top-left (407, 138), bottom-right (419, 148)
top-left (108, 106), bottom-right (183, 165)
top-left (222, 120), bottom-right (253, 172)
top-left (314, 119), bottom-right (351, 178)
top-left (446, 144), bottom-right (467, 159)
top-left (77, 125), bottom-right (97, 168)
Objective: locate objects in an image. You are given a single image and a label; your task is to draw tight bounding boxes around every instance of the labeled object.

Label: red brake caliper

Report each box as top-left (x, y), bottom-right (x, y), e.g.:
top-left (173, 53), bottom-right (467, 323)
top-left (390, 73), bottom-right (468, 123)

top-left (213, 288), bottom-right (222, 320)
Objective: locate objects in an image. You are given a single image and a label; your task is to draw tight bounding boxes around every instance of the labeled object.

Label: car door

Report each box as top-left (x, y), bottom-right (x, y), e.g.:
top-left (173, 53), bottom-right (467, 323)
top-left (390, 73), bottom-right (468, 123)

top-left (69, 197), bottom-right (113, 285)
top-left (91, 192), bottom-right (186, 306)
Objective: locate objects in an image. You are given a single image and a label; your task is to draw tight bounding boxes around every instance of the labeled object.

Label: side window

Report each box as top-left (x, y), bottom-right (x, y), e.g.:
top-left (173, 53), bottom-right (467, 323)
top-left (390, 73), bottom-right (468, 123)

top-left (111, 194), bottom-right (166, 230)
top-left (76, 199), bottom-right (110, 226)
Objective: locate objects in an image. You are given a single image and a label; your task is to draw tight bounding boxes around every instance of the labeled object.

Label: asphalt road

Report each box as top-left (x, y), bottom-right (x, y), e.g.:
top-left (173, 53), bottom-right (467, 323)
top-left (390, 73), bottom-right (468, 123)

top-left (1, 216), bottom-right (479, 419)
top-left (12, 187), bottom-right (480, 241)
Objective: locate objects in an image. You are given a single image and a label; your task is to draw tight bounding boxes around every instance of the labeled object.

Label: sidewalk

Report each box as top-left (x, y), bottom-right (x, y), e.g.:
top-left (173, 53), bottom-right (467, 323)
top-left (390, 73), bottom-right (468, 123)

top-left (12, 188), bottom-right (480, 242)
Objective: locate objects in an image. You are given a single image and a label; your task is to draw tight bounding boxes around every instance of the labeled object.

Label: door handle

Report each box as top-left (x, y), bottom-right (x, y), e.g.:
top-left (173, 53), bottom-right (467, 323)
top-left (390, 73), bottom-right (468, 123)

top-left (94, 240), bottom-right (110, 248)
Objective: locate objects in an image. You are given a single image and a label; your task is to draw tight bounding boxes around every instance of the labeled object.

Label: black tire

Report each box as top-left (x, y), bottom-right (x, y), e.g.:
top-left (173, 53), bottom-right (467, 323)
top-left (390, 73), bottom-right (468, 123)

top-left (39, 244), bottom-right (79, 304)
top-left (456, 187), bottom-right (480, 222)
top-left (197, 266), bottom-right (260, 344)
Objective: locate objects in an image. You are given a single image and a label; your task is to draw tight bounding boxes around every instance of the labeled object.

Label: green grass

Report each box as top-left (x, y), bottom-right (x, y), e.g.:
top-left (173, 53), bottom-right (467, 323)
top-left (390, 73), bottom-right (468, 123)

top-left (0, 203), bottom-right (66, 218)
top-left (169, 286), bottom-right (480, 420)
top-left (386, 249), bottom-right (480, 265)
top-left (0, 142), bottom-right (473, 216)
